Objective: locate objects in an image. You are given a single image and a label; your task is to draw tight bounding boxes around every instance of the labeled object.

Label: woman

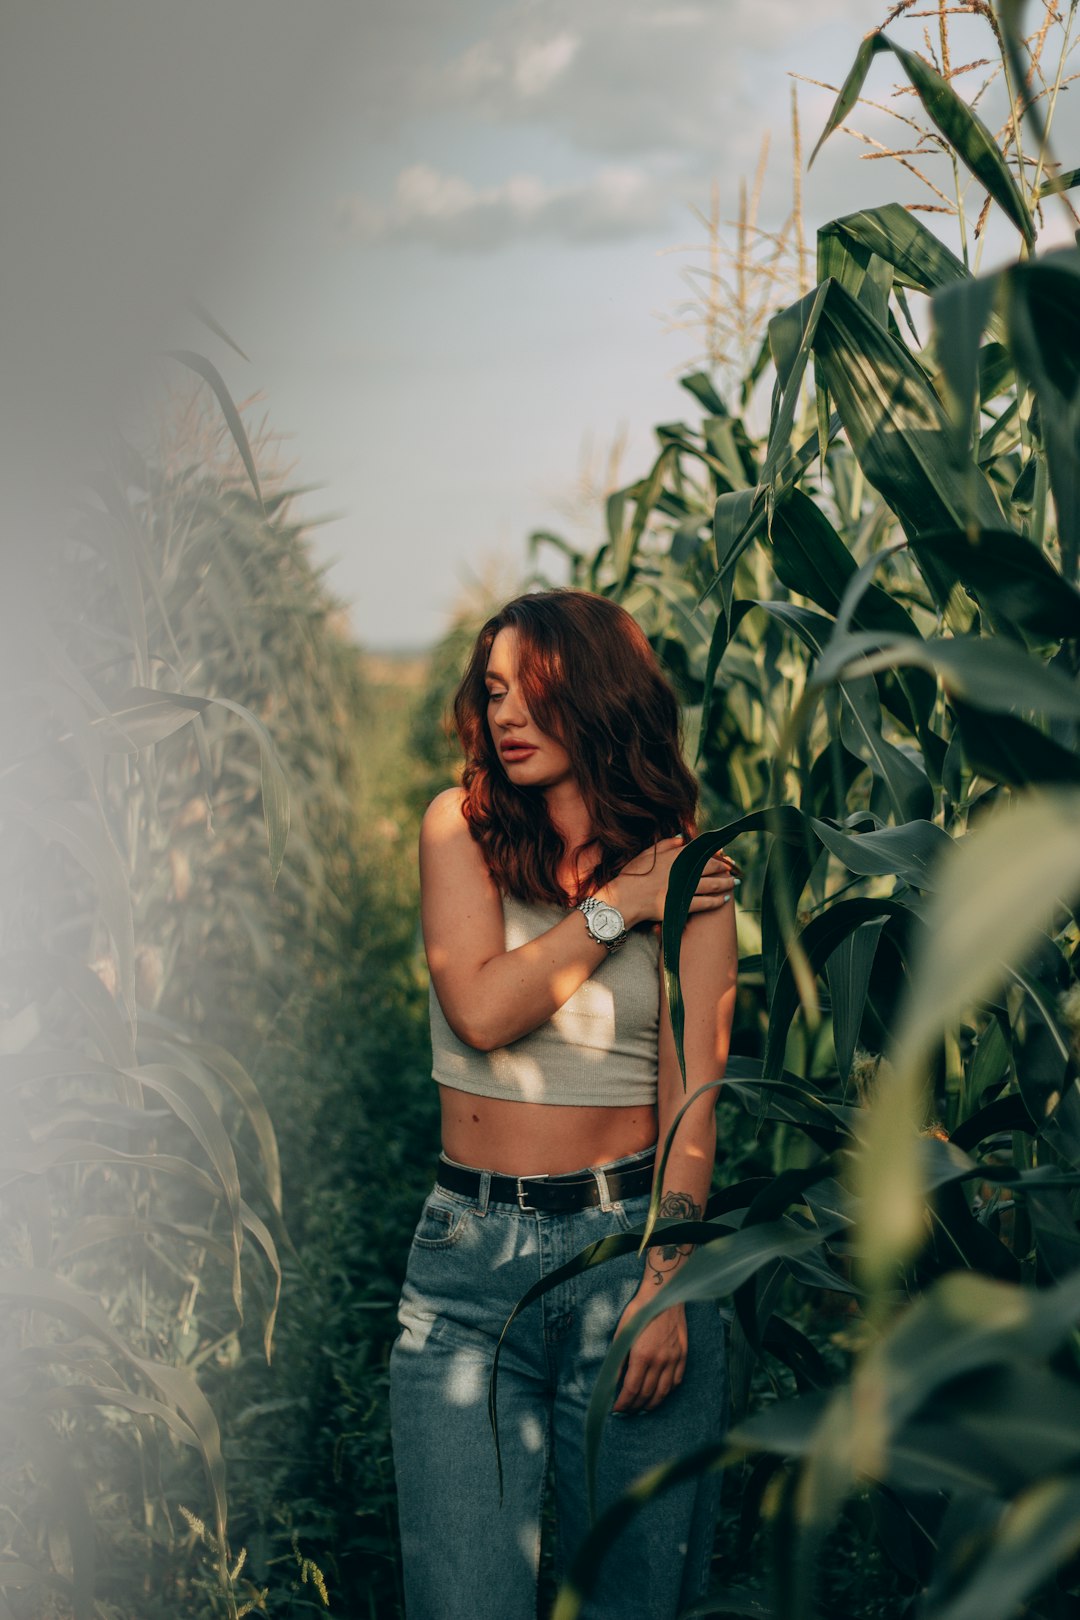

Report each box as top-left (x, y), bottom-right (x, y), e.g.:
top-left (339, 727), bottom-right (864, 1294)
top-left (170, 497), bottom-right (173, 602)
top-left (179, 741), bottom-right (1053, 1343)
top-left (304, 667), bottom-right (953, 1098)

top-left (390, 589), bottom-right (739, 1620)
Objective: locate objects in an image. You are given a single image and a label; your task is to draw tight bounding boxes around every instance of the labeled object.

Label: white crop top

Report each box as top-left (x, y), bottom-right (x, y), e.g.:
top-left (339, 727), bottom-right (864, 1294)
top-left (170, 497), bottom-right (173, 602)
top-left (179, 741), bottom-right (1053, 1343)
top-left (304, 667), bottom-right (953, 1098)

top-left (429, 894), bottom-right (661, 1107)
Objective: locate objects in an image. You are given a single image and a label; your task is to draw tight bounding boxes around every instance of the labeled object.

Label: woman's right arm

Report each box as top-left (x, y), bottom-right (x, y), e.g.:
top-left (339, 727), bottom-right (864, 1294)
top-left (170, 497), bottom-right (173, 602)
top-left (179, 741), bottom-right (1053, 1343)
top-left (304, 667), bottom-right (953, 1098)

top-left (420, 788), bottom-right (735, 1051)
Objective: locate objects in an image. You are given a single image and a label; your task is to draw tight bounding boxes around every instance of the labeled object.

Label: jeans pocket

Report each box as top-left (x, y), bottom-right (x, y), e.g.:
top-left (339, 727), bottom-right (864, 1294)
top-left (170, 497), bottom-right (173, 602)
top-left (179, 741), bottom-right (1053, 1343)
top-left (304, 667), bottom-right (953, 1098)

top-left (611, 1190), bottom-right (652, 1235)
top-left (411, 1193), bottom-right (472, 1250)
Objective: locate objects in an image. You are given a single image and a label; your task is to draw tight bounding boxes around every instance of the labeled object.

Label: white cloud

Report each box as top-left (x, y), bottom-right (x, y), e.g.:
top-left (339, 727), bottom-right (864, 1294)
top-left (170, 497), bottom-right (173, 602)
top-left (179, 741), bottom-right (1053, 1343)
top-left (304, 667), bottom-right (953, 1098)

top-left (336, 0), bottom-right (1018, 256)
top-left (513, 31), bottom-right (580, 97)
top-left (434, 0), bottom-right (872, 157)
top-left (336, 162), bottom-right (673, 250)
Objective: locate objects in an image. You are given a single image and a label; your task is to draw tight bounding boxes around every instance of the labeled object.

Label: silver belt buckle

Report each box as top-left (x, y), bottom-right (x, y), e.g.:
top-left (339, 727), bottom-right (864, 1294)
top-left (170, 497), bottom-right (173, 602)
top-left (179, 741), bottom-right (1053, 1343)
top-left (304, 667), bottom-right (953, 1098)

top-left (516, 1174), bottom-right (547, 1211)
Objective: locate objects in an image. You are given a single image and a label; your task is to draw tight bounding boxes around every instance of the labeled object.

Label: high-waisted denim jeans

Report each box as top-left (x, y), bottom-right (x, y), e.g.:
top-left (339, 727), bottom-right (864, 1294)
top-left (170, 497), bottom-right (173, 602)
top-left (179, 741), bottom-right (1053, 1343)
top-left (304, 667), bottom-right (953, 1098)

top-left (390, 1147), bottom-right (729, 1620)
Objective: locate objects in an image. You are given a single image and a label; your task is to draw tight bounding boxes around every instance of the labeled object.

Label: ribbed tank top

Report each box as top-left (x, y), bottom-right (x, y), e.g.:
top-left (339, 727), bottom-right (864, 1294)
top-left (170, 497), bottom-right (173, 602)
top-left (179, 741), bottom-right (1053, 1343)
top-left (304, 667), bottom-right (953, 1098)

top-left (429, 895), bottom-right (661, 1107)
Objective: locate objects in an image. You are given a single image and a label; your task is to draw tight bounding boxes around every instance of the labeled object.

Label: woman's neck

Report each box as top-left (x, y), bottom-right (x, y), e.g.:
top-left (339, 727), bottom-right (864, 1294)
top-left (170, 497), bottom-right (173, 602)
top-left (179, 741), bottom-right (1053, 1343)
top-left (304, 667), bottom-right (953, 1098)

top-left (544, 783), bottom-right (601, 899)
top-left (543, 778), bottom-right (592, 851)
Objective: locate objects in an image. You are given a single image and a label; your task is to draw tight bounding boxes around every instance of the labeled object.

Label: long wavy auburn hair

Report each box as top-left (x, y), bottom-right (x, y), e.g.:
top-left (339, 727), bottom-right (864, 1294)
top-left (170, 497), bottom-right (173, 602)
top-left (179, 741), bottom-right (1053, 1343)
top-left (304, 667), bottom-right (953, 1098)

top-left (453, 589), bottom-right (698, 907)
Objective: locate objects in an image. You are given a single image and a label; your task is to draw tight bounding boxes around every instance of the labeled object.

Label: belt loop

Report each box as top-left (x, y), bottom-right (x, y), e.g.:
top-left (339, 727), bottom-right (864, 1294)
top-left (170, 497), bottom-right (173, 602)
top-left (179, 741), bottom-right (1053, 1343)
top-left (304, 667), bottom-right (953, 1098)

top-left (476, 1169), bottom-right (491, 1216)
top-left (591, 1164), bottom-right (613, 1213)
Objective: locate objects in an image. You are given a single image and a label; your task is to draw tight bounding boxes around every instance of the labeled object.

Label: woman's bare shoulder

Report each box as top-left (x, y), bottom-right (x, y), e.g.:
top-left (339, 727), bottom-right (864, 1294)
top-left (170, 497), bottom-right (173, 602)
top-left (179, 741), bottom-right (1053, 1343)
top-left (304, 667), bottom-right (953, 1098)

top-left (419, 786), bottom-right (495, 892)
top-left (419, 784), bottom-right (501, 946)
top-left (419, 785), bottom-right (469, 845)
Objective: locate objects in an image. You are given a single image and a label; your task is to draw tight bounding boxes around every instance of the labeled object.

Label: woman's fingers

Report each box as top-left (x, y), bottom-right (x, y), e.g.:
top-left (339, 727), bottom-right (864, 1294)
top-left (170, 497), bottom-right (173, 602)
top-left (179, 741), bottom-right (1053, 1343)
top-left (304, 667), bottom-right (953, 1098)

top-left (690, 863), bottom-right (740, 907)
top-left (614, 1362), bottom-right (654, 1412)
top-left (687, 894), bottom-right (734, 913)
top-left (645, 1369), bottom-right (677, 1411)
top-left (617, 1355), bottom-right (685, 1412)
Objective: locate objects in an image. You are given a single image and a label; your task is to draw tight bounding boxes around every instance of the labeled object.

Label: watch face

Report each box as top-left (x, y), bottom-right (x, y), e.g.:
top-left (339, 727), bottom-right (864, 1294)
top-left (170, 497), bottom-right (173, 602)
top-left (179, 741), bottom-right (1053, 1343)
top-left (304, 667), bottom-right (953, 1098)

top-left (591, 904), bottom-right (624, 941)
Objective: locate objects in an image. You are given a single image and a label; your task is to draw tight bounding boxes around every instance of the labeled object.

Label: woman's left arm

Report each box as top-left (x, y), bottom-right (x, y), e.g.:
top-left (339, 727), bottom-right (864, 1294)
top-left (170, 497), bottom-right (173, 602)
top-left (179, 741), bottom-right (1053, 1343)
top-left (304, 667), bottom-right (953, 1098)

top-left (611, 896), bottom-right (738, 1414)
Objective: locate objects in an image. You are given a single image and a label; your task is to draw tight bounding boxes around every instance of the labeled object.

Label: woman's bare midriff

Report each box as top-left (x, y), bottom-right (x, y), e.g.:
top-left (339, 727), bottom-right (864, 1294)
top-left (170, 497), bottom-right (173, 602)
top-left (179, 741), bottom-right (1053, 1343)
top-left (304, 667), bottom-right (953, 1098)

top-left (438, 1086), bottom-right (658, 1177)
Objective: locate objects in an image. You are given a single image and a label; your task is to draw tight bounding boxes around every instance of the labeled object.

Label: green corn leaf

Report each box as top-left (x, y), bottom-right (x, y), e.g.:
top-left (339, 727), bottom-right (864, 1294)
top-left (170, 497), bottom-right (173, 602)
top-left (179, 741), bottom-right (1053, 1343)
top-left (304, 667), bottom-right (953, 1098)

top-left (96, 687), bottom-right (209, 752)
top-left (611, 445), bottom-right (676, 589)
top-left (769, 490), bottom-right (858, 614)
top-left (27, 950), bottom-right (135, 1067)
top-left (0, 1560), bottom-right (73, 1599)
top-left (681, 371), bottom-right (727, 415)
top-left (205, 694), bottom-right (290, 884)
top-left (767, 495), bottom-right (935, 739)
top-left (187, 299), bottom-right (251, 362)
top-left (50, 1213), bottom-right (233, 1269)
top-left (911, 527), bottom-right (1080, 641)
top-left (774, 523), bottom-right (936, 738)
top-left (811, 33), bottom-right (1034, 245)
top-left (933, 275), bottom-right (1001, 454)
top-left (1037, 165), bottom-right (1080, 198)
top-left (862, 793), bottom-right (1080, 1288)
top-left (140, 1017), bottom-right (283, 1211)
top-left (808, 816), bottom-right (952, 889)
top-left (827, 916), bottom-right (888, 1085)
top-left (166, 350), bottom-right (263, 510)
top-left (736, 599), bottom-right (933, 820)
top-left (837, 673), bottom-right (933, 822)
top-left (33, 1382), bottom-right (203, 1457)
top-left (809, 281), bottom-right (999, 620)
top-left (0, 1268), bottom-right (229, 1551)
top-left (662, 808), bottom-right (807, 1081)
top-left (764, 898), bottom-right (915, 1081)
top-left (125, 1063), bottom-right (244, 1316)
top-left (928, 1475), bottom-right (1080, 1620)
top-left (814, 629), bottom-right (1080, 722)
top-left (764, 281), bottom-right (830, 495)
top-left (6, 801), bottom-right (136, 1024)
top-left (952, 700), bottom-right (1080, 787)
top-left (703, 415), bottom-right (838, 604)
top-left (817, 217), bottom-right (892, 326)
top-left (1005, 253), bottom-right (1080, 575)
top-left (888, 36), bottom-right (1034, 246)
top-left (808, 30), bottom-right (883, 168)
top-left (819, 204), bottom-right (969, 296)
top-left (760, 833), bottom-right (819, 1012)
top-left (721, 1066), bottom-right (855, 1142)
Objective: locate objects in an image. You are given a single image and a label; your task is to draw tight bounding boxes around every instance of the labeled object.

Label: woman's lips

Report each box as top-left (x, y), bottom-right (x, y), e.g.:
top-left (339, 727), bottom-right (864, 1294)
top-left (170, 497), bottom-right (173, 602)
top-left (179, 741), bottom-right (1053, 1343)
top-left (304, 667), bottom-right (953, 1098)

top-left (500, 742), bottom-right (537, 760)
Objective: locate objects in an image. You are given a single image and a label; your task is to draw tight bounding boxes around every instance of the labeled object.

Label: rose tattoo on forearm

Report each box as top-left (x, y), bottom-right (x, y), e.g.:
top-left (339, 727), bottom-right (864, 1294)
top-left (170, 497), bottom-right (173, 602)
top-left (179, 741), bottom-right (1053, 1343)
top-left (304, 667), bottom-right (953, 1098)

top-left (646, 1189), bottom-right (701, 1285)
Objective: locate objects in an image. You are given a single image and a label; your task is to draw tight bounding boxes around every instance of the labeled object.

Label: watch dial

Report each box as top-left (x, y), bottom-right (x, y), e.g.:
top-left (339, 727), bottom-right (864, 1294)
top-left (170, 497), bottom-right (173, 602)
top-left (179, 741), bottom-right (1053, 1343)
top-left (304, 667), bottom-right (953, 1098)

top-left (594, 907), bottom-right (621, 939)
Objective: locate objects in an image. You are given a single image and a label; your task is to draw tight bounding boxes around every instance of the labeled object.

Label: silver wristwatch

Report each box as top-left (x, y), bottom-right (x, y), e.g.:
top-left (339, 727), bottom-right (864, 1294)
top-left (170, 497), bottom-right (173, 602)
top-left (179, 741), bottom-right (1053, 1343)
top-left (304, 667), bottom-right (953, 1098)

top-left (577, 896), bottom-right (628, 953)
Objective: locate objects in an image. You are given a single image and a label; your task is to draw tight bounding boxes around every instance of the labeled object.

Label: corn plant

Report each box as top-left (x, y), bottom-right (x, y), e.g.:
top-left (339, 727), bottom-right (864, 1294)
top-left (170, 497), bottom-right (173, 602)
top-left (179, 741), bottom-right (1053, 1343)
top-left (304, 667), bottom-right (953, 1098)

top-left (0, 355), bottom-right (353, 1618)
top-left (512, 5), bottom-right (1080, 1617)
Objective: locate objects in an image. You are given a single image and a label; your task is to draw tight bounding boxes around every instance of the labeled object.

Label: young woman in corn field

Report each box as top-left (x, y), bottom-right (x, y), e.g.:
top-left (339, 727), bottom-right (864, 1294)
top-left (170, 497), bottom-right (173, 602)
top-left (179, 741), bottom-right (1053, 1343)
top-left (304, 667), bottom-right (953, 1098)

top-left (390, 589), bottom-right (739, 1620)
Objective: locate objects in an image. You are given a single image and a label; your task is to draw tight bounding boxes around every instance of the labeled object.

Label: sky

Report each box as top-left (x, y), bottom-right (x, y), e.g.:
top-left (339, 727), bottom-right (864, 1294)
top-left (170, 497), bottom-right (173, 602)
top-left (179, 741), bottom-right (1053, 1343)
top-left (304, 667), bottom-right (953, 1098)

top-left (6, 1), bottom-right (1079, 649)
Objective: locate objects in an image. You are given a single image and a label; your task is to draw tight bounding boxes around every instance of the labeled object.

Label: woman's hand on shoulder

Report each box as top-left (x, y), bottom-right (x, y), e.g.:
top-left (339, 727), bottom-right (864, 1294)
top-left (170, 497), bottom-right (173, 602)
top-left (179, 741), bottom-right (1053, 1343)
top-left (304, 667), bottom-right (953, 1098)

top-left (604, 837), bottom-right (740, 929)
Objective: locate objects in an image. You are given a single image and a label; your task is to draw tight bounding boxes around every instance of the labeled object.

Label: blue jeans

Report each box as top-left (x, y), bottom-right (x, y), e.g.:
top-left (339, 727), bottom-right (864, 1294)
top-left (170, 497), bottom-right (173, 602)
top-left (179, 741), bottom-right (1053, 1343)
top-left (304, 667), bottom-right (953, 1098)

top-left (390, 1147), bottom-right (728, 1620)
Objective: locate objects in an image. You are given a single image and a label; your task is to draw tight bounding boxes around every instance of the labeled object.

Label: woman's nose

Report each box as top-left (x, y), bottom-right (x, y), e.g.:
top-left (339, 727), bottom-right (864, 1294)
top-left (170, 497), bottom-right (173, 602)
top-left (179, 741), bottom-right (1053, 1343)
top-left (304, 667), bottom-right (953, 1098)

top-left (498, 692), bottom-right (527, 727)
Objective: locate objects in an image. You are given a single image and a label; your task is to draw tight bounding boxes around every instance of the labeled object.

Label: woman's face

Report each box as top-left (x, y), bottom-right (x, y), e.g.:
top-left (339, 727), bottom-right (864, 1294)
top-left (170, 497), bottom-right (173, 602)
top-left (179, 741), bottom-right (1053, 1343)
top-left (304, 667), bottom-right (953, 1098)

top-left (485, 627), bottom-right (574, 793)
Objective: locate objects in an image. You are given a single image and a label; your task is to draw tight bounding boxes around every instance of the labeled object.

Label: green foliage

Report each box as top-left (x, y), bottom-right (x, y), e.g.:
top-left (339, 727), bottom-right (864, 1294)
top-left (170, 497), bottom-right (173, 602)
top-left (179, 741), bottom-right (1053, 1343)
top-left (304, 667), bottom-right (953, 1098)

top-left (0, 373), bottom-right (406, 1616)
top-left (521, 7), bottom-right (1080, 1616)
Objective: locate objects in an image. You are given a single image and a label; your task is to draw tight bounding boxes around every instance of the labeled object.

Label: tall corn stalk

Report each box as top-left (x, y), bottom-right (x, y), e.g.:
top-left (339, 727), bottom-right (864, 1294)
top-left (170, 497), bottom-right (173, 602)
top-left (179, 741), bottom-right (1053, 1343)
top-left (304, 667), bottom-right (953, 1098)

top-left (0, 358), bottom-right (366, 1618)
top-left (519, 5), bottom-right (1080, 1617)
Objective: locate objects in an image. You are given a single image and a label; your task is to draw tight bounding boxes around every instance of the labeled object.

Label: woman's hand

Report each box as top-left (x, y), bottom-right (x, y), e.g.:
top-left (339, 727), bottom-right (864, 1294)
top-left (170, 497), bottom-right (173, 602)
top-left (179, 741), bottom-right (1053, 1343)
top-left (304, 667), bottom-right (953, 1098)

top-left (611, 1292), bottom-right (688, 1413)
top-left (604, 837), bottom-right (740, 929)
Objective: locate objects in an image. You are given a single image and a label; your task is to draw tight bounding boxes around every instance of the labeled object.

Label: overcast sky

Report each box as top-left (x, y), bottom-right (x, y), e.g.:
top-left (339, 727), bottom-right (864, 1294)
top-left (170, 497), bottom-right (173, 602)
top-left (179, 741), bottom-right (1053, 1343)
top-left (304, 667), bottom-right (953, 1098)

top-left (7, 2), bottom-right (1078, 649)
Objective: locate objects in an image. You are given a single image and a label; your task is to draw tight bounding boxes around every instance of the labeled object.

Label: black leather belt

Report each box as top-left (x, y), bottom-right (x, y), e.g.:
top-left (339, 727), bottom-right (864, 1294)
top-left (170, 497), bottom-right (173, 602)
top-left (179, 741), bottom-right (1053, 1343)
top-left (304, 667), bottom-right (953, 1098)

top-left (436, 1149), bottom-right (656, 1213)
